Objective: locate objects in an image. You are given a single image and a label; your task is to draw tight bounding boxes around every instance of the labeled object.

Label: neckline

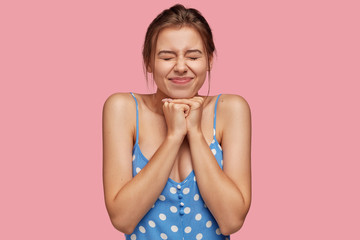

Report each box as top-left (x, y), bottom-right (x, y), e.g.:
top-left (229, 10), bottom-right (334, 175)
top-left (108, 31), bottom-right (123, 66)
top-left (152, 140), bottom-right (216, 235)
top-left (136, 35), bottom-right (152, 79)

top-left (130, 93), bottom-right (223, 185)
top-left (134, 135), bottom-right (222, 185)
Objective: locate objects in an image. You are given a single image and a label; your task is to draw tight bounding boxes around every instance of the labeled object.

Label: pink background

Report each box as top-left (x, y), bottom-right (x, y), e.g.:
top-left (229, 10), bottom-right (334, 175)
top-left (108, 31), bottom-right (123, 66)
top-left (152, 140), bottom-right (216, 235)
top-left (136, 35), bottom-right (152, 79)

top-left (1, 0), bottom-right (359, 239)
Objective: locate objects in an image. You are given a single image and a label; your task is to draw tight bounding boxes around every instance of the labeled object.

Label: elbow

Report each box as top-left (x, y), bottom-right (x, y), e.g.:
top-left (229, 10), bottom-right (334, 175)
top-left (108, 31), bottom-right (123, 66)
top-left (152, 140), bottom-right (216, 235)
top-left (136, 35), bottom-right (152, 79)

top-left (220, 196), bottom-right (251, 235)
top-left (110, 215), bottom-right (136, 235)
top-left (219, 218), bottom-right (245, 236)
top-left (106, 201), bottom-right (137, 234)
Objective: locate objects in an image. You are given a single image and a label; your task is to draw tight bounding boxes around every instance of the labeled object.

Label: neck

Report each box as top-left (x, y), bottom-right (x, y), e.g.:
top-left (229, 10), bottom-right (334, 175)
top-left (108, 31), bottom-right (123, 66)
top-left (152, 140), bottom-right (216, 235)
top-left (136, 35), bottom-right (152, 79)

top-left (150, 89), bottom-right (168, 115)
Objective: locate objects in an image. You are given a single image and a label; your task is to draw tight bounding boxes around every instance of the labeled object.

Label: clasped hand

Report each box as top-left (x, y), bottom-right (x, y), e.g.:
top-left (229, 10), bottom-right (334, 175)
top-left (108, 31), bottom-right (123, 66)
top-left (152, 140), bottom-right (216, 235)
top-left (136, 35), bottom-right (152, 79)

top-left (162, 96), bottom-right (204, 137)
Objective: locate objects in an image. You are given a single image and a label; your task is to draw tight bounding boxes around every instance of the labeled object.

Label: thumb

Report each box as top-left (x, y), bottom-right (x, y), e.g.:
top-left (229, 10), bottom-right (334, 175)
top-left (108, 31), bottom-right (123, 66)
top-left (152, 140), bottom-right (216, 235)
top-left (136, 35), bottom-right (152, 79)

top-left (175, 103), bottom-right (190, 117)
top-left (183, 104), bottom-right (190, 117)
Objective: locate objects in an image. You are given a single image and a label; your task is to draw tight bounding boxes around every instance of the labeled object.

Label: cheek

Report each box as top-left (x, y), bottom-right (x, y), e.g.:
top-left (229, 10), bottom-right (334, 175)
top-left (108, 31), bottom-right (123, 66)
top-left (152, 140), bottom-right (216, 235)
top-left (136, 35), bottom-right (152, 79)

top-left (188, 61), bottom-right (208, 75)
top-left (154, 61), bottom-right (173, 75)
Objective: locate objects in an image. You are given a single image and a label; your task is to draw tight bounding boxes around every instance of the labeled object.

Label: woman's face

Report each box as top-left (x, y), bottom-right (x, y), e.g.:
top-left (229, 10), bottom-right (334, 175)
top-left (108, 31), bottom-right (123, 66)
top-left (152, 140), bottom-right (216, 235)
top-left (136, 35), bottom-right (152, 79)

top-left (150, 26), bottom-right (212, 99)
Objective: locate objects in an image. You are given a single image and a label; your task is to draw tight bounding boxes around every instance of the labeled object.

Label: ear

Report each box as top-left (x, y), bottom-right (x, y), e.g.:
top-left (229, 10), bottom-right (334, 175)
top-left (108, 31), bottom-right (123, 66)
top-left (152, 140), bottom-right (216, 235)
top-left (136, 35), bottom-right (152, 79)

top-left (147, 64), bottom-right (153, 73)
top-left (208, 55), bottom-right (214, 71)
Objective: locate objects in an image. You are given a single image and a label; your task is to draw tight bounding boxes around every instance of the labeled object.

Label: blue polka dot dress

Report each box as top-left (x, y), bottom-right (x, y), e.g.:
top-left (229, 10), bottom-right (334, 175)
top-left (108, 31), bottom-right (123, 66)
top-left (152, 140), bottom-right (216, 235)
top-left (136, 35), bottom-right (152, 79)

top-left (128, 93), bottom-right (229, 240)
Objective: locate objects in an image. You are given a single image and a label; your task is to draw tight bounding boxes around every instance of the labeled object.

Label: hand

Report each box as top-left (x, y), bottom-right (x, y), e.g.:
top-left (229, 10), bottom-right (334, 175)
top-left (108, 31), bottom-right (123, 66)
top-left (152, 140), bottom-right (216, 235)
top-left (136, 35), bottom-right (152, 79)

top-left (162, 99), bottom-right (190, 138)
top-left (165, 96), bottom-right (204, 135)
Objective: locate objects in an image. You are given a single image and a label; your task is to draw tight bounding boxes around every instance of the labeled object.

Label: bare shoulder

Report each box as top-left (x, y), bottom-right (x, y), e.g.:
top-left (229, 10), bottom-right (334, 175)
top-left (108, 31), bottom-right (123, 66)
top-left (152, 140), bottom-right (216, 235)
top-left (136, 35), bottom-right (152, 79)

top-left (103, 92), bottom-right (135, 111)
top-left (103, 92), bottom-right (137, 116)
top-left (218, 94), bottom-right (251, 118)
top-left (102, 92), bottom-right (137, 130)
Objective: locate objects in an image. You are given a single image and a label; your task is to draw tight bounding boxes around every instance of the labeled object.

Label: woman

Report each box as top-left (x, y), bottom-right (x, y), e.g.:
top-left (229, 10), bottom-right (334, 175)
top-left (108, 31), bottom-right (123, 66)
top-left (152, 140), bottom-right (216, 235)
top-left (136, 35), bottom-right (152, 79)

top-left (102, 4), bottom-right (252, 240)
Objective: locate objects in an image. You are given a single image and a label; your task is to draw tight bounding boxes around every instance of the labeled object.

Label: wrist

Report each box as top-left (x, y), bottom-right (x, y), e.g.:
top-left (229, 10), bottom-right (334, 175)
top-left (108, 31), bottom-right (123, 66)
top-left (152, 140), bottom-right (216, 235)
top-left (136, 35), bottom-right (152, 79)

top-left (186, 128), bottom-right (203, 140)
top-left (166, 133), bottom-right (186, 144)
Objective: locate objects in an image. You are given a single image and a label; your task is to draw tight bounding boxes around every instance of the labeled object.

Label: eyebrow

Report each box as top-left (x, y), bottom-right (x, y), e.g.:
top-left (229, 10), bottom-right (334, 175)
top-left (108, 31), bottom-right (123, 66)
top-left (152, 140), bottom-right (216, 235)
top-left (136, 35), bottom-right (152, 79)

top-left (157, 49), bottom-right (203, 55)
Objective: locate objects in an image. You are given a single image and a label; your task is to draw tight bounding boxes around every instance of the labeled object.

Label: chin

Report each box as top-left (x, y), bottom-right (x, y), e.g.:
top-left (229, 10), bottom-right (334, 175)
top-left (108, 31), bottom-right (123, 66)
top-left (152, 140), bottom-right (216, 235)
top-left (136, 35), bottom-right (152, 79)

top-left (169, 92), bottom-right (197, 99)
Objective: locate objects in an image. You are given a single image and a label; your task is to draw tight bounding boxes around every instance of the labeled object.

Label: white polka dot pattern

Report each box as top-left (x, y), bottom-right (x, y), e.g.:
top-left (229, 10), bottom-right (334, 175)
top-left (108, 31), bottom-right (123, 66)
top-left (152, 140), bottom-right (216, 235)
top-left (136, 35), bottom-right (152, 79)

top-left (127, 93), bottom-right (227, 239)
top-left (171, 225), bottom-right (178, 232)
top-left (148, 220), bottom-right (155, 228)
top-left (194, 194), bottom-right (199, 201)
top-left (184, 207), bottom-right (191, 214)
top-left (170, 206), bottom-right (177, 213)
top-left (211, 148), bottom-right (217, 155)
top-left (183, 188), bottom-right (190, 194)
top-left (169, 187), bottom-right (177, 194)
top-left (159, 213), bottom-right (166, 221)
top-left (139, 226), bottom-right (146, 233)
top-left (206, 220), bottom-right (212, 228)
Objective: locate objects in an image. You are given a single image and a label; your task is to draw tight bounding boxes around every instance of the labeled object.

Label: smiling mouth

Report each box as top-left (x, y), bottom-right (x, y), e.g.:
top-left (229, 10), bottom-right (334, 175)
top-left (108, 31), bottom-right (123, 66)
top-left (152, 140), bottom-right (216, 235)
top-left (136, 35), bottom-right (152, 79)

top-left (169, 77), bottom-right (193, 84)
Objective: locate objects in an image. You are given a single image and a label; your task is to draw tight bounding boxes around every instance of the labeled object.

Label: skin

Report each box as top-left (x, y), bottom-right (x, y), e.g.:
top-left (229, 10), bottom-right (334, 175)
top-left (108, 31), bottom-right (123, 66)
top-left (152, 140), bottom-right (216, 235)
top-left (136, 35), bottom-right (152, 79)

top-left (102, 26), bottom-right (252, 235)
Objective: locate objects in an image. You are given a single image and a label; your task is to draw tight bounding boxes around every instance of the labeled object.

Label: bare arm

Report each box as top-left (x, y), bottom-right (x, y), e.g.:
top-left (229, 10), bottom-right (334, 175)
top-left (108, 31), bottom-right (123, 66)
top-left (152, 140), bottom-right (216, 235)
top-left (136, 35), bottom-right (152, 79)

top-left (186, 94), bottom-right (252, 235)
top-left (102, 93), bottom-right (189, 234)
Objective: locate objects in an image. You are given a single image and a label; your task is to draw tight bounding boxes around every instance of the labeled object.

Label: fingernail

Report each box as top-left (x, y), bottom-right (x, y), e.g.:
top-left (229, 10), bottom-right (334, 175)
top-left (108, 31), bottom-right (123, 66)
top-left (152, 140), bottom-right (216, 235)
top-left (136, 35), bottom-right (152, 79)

top-left (162, 98), bottom-right (173, 102)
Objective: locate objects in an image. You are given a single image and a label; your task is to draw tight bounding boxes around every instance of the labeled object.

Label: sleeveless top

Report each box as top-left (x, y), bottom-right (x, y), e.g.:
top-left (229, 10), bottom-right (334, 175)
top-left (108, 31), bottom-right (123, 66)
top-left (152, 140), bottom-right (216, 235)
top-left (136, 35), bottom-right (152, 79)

top-left (127, 92), bottom-right (229, 240)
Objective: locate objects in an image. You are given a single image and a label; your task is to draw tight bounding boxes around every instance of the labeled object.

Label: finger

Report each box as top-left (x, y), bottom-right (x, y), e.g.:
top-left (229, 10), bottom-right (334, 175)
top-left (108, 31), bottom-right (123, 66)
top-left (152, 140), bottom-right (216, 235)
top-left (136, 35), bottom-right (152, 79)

top-left (162, 98), bottom-right (173, 103)
top-left (173, 103), bottom-right (188, 111)
top-left (191, 96), bottom-right (205, 102)
top-left (183, 104), bottom-right (190, 117)
top-left (170, 103), bottom-right (190, 116)
top-left (171, 96), bottom-right (204, 103)
top-left (169, 98), bottom-right (204, 109)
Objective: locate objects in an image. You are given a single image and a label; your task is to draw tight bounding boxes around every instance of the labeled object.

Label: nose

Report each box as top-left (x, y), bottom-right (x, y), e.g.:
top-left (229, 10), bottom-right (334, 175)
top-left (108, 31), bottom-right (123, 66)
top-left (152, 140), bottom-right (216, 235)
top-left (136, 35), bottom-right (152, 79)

top-left (174, 57), bottom-right (188, 74)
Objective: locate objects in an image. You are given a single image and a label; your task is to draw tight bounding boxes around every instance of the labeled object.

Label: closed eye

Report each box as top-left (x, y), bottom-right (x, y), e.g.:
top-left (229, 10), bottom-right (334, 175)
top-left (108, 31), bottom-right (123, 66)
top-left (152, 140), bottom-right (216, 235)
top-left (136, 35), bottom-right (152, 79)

top-left (188, 57), bottom-right (199, 60)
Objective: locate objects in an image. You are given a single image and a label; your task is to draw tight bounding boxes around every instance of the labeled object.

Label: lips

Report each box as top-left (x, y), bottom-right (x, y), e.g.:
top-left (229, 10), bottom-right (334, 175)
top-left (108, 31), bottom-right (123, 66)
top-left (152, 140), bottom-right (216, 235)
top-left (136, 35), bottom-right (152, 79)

top-left (169, 77), bottom-right (193, 84)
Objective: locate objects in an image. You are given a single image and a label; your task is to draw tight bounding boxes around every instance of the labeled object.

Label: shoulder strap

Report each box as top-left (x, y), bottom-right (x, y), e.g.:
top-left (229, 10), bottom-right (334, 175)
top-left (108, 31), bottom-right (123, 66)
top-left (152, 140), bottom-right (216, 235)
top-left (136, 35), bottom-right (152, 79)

top-left (130, 92), bottom-right (139, 144)
top-left (213, 94), bottom-right (222, 136)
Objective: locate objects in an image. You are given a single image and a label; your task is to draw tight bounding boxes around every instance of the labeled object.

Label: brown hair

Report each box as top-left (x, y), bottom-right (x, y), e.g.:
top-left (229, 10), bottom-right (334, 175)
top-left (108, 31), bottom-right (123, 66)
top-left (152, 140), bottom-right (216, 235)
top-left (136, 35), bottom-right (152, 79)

top-left (142, 4), bottom-right (216, 96)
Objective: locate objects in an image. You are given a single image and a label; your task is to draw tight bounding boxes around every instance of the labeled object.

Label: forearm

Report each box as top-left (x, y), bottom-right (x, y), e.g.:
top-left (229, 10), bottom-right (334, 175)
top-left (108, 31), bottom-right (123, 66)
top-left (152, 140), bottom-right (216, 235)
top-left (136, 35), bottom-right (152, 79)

top-left (109, 135), bottom-right (184, 234)
top-left (187, 131), bottom-right (248, 235)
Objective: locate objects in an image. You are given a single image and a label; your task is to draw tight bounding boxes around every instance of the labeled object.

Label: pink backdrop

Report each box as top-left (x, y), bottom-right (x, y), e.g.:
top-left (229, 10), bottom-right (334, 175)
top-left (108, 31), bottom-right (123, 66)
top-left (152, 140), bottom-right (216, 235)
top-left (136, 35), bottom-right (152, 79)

top-left (1, 0), bottom-right (359, 239)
